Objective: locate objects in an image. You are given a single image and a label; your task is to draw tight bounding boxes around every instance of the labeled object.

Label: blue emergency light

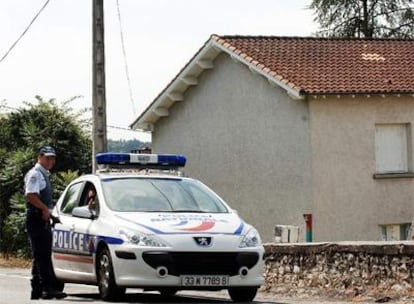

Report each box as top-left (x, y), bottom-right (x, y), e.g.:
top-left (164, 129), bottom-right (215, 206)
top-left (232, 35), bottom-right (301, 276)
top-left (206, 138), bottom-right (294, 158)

top-left (96, 153), bottom-right (186, 168)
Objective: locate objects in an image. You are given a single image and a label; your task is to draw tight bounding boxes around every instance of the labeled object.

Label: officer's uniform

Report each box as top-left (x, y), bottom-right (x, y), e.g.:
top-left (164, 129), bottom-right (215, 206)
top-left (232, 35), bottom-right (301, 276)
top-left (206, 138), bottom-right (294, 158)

top-left (25, 158), bottom-right (59, 299)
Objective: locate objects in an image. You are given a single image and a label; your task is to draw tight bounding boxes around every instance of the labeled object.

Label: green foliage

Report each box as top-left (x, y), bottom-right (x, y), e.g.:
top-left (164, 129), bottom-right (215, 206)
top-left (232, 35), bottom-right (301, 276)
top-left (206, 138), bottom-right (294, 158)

top-left (0, 170), bottom-right (79, 258)
top-left (0, 96), bottom-right (91, 255)
top-left (0, 97), bottom-right (91, 209)
top-left (0, 96), bottom-right (151, 256)
top-left (0, 96), bottom-right (92, 174)
top-left (0, 192), bottom-right (30, 258)
top-left (107, 138), bottom-right (149, 153)
top-left (51, 170), bottom-right (80, 199)
top-left (309, 0), bottom-right (414, 38)
top-left (0, 148), bottom-right (33, 227)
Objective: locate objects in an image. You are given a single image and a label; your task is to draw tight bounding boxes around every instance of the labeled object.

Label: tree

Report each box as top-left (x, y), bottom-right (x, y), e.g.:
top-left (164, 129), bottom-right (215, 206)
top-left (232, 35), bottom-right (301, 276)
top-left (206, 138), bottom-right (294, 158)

top-left (107, 138), bottom-right (149, 153)
top-left (1, 192), bottom-right (30, 258)
top-left (0, 96), bottom-right (92, 256)
top-left (0, 96), bottom-right (151, 256)
top-left (0, 96), bottom-right (91, 173)
top-left (309, 0), bottom-right (414, 38)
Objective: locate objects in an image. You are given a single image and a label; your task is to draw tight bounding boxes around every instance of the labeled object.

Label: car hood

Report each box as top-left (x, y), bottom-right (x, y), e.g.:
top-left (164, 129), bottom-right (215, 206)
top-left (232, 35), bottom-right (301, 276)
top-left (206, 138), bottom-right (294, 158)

top-left (114, 212), bottom-right (247, 236)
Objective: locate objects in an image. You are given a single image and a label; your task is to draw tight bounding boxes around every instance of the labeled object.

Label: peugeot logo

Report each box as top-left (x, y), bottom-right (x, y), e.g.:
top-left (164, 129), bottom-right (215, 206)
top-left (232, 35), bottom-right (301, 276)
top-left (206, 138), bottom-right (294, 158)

top-left (193, 236), bottom-right (212, 247)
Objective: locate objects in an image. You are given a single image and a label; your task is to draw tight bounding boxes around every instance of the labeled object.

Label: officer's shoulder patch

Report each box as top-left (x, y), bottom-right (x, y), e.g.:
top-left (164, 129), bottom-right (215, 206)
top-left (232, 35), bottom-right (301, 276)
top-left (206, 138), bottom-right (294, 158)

top-left (27, 170), bottom-right (40, 183)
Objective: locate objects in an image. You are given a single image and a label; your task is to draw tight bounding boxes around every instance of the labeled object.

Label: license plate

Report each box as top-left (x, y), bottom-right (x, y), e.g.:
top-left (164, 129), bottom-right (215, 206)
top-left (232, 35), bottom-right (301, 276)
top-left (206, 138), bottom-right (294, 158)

top-left (180, 275), bottom-right (229, 286)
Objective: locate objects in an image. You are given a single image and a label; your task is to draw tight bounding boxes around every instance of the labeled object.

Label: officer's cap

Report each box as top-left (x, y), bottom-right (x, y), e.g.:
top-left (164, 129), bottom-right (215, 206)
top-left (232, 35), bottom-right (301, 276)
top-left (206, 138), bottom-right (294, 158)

top-left (39, 146), bottom-right (56, 157)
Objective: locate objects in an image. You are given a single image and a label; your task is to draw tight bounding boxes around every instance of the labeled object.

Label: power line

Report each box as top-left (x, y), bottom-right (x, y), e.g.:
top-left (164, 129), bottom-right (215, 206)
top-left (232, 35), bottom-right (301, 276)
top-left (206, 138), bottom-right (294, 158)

top-left (108, 124), bottom-right (141, 132)
top-left (0, 0), bottom-right (51, 64)
top-left (0, 105), bottom-right (140, 132)
top-left (116, 0), bottom-right (137, 116)
top-left (0, 105), bottom-right (19, 111)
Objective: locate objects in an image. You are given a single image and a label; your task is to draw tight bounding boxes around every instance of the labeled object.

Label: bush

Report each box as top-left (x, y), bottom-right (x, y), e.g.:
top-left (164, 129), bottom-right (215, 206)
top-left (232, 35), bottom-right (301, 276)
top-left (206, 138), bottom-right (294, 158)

top-left (0, 193), bottom-right (30, 258)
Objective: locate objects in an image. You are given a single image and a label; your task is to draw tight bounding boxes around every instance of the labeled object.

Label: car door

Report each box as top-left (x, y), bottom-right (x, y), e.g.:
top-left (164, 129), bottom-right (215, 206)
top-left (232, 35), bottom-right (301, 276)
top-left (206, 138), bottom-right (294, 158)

top-left (52, 181), bottom-right (96, 282)
top-left (68, 182), bottom-right (101, 278)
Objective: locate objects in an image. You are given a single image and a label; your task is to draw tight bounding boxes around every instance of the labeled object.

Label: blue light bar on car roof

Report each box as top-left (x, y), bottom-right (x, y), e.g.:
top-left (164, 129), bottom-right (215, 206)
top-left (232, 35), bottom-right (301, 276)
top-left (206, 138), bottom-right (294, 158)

top-left (96, 153), bottom-right (186, 168)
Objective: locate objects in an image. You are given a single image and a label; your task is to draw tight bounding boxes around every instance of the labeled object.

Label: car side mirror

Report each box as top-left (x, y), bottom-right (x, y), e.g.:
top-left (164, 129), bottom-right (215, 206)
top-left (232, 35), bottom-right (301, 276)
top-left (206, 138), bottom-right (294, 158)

top-left (72, 206), bottom-right (96, 220)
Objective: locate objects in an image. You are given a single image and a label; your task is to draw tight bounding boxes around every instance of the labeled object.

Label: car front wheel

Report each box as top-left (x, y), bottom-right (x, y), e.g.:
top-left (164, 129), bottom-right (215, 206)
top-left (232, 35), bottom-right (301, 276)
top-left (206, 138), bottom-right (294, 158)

top-left (97, 247), bottom-right (126, 301)
top-left (228, 287), bottom-right (258, 302)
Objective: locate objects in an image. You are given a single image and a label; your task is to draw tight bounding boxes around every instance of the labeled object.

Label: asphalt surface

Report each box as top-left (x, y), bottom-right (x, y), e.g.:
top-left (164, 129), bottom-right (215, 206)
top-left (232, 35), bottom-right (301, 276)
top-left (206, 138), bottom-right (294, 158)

top-left (0, 267), bottom-right (411, 304)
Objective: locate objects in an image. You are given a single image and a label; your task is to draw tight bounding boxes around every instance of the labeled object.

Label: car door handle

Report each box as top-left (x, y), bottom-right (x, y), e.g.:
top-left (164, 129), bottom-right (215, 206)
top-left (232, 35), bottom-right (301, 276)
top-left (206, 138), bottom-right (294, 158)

top-left (70, 224), bottom-right (75, 231)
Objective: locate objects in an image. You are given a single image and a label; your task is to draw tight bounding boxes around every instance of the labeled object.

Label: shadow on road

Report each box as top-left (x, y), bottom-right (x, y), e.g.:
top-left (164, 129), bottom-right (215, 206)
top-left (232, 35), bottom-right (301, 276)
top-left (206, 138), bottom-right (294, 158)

top-left (66, 291), bottom-right (284, 303)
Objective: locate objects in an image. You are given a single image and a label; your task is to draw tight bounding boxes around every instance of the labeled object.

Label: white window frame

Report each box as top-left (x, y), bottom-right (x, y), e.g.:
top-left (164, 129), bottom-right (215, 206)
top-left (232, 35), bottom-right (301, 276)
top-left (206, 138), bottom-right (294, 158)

top-left (380, 223), bottom-right (411, 241)
top-left (375, 123), bottom-right (411, 174)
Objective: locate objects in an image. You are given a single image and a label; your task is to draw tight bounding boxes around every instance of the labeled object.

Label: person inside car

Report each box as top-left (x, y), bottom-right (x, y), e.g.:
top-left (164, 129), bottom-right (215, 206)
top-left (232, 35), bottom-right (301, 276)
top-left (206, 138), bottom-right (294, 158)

top-left (86, 188), bottom-right (99, 214)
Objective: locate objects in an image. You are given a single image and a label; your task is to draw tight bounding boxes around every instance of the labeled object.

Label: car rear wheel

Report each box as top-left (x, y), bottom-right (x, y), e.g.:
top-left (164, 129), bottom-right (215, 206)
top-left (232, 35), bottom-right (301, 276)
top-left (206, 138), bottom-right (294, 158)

top-left (97, 248), bottom-right (126, 301)
top-left (228, 287), bottom-right (258, 302)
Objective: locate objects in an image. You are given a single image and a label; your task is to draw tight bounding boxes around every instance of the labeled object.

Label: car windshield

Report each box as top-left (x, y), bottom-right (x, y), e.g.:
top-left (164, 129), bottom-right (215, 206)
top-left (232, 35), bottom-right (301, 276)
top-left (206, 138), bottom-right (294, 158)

top-left (100, 177), bottom-right (229, 213)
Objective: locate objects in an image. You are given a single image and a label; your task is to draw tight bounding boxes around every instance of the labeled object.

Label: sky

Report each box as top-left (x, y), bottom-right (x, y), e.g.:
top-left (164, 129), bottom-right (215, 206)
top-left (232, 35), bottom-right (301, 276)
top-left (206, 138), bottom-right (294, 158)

top-left (0, 0), bottom-right (317, 141)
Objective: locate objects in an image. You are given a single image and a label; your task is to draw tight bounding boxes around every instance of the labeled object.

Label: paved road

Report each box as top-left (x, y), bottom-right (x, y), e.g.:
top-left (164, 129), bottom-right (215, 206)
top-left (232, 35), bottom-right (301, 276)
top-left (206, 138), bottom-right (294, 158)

top-left (0, 267), bottom-right (410, 304)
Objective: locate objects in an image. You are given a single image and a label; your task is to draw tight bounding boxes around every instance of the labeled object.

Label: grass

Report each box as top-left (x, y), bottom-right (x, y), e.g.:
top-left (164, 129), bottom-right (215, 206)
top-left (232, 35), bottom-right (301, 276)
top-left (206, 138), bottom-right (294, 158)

top-left (0, 254), bottom-right (31, 268)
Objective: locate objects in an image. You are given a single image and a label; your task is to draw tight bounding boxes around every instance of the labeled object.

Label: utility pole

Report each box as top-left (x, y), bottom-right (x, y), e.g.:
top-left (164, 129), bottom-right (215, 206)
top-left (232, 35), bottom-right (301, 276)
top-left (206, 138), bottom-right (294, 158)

top-left (92, 0), bottom-right (107, 172)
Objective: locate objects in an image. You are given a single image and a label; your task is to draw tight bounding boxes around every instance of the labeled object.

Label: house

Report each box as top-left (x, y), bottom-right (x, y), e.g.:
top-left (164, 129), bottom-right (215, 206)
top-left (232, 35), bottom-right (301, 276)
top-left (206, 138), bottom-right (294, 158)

top-left (130, 35), bottom-right (414, 242)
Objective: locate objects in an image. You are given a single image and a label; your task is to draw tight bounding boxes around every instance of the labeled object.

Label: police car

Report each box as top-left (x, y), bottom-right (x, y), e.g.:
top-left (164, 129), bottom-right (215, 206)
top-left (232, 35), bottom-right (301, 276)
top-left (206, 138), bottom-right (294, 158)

top-left (51, 153), bottom-right (264, 302)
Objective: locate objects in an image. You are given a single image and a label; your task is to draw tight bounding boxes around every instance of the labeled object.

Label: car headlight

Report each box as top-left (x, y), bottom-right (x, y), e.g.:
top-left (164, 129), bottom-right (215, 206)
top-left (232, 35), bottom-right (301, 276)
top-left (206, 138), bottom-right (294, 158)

top-left (119, 229), bottom-right (167, 247)
top-left (239, 228), bottom-right (262, 248)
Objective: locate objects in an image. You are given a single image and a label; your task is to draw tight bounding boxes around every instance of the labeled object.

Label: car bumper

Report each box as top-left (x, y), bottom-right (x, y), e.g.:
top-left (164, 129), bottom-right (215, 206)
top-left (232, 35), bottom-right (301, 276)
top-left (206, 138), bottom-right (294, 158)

top-left (110, 245), bottom-right (265, 288)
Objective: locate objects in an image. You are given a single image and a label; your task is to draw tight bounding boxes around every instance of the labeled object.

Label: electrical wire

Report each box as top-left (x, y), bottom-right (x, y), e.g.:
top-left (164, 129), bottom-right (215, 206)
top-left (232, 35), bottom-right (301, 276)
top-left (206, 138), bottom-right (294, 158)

top-left (108, 124), bottom-right (140, 132)
top-left (0, 105), bottom-right (18, 111)
top-left (0, 0), bottom-right (51, 64)
top-left (0, 105), bottom-right (139, 133)
top-left (116, 0), bottom-right (137, 116)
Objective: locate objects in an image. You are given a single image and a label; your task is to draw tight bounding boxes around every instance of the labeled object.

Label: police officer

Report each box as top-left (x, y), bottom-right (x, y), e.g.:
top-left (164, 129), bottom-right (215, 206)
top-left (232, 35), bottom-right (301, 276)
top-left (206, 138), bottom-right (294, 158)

top-left (25, 146), bottom-right (66, 300)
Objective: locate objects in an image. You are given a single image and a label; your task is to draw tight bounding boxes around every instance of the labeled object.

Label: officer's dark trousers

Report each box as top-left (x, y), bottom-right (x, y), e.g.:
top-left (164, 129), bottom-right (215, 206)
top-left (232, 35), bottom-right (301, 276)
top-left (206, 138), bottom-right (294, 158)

top-left (26, 215), bottom-right (56, 292)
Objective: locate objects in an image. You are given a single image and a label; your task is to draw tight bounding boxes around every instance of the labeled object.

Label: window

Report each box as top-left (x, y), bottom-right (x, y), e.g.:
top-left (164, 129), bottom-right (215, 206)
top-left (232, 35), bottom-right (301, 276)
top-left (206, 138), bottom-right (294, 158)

top-left (60, 182), bottom-right (83, 214)
top-left (375, 124), bottom-right (411, 174)
top-left (380, 223), bottom-right (411, 241)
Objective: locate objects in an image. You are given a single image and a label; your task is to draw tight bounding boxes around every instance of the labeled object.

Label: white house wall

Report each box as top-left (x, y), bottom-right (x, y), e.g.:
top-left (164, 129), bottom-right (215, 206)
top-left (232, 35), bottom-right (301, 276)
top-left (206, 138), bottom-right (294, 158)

top-left (152, 53), bottom-right (312, 242)
top-left (310, 96), bottom-right (414, 241)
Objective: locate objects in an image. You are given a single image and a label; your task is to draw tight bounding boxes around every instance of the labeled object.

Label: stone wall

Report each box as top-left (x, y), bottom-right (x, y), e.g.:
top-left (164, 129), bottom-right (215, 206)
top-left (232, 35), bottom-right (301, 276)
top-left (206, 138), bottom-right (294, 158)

top-left (262, 242), bottom-right (414, 301)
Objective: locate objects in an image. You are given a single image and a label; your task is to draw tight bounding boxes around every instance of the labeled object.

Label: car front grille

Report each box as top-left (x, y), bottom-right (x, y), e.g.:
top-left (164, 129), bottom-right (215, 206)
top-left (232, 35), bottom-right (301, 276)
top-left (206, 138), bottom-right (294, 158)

top-left (142, 251), bottom-right (259, 276)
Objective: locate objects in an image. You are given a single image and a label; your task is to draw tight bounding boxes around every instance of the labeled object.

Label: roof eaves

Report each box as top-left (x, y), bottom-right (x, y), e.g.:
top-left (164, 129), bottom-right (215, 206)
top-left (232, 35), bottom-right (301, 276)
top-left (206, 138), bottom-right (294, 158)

top-left (130, 35), bottom-right (309, 132)
top-left (211, 35), bottom-right (305, 100)
top-left (129, 37), bottom-right (221, 131)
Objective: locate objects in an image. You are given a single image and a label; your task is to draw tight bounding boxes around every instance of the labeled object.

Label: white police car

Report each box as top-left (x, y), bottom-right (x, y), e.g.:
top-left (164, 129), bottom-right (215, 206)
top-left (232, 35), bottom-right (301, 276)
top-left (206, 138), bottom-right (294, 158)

top-left (51, 153), bottom-right (264, 302)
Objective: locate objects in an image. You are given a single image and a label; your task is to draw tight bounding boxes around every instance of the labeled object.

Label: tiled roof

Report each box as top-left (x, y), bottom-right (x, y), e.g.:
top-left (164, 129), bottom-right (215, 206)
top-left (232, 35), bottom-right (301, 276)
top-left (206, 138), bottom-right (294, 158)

top-left (131, 34), bottom-right (414, 130)
top-left (212, 35), bottom-right (414, 95)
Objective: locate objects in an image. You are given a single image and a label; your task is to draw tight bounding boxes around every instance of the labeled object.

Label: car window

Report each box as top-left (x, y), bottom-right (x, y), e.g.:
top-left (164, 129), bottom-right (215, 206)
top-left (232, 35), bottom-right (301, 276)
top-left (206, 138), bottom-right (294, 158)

top-left (101, 178), bottom-right (228, 213)
top-left (184, 181), bottom-right (225, 213)
top-left (101, 179), bottom-right (172, 212)
top-left (60, 182), bottom-right (83, 215)
top-left (79, 182), bottom-right (100, 216)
